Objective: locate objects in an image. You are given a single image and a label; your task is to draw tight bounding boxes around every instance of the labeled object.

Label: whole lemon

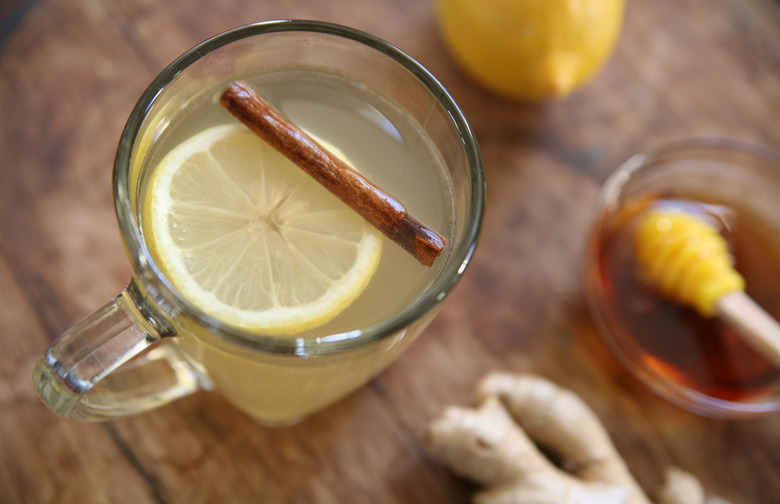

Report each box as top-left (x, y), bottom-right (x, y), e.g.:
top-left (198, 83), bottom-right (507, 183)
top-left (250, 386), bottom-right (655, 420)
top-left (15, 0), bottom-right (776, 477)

top-left (437, 0), bottom-right (624, 100)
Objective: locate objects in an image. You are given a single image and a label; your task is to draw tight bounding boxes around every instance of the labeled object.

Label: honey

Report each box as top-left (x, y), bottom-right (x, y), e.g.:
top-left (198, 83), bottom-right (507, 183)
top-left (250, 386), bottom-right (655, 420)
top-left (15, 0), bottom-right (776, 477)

top-left (595, 198), bottom-right (780, 403)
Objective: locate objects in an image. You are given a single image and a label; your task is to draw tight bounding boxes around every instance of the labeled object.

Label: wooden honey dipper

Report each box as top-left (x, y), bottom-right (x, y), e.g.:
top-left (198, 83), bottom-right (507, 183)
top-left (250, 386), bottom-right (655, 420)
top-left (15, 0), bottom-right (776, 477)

top-left (634, 210), bottom-right (780, 369)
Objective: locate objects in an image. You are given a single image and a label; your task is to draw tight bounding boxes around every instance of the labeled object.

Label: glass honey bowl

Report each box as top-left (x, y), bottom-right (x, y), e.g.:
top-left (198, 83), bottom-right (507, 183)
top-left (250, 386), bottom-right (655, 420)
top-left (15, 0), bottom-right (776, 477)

top-left (585, 136), bottom-right (780, 418)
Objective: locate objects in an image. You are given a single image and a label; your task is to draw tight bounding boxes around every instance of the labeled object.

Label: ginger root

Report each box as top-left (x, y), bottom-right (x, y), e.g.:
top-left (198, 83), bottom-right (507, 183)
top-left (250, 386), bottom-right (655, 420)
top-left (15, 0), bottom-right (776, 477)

top-left (426, 372), bottom-right (731, 504)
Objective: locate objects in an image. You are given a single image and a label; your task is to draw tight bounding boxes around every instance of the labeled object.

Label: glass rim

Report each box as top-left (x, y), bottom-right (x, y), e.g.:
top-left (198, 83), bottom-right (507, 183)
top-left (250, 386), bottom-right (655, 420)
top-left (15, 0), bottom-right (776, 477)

top-left (598, 135), bottom-right (780, 212)
top-left (113, 20), bottom-right (485, 356)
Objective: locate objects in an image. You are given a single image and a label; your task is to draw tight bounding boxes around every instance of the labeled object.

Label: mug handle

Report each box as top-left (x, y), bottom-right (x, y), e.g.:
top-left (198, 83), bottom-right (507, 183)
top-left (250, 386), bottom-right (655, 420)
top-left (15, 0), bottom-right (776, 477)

top-left (33, 281), bottom-right (205, 421)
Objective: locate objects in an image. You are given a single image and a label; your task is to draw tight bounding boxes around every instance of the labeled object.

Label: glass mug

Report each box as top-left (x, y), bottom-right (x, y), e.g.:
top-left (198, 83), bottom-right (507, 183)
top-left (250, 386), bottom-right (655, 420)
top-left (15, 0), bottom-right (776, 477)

top-left (33, 21), bottom-right (485, 424)
top-left (586, 137), bottom-right (780, 418)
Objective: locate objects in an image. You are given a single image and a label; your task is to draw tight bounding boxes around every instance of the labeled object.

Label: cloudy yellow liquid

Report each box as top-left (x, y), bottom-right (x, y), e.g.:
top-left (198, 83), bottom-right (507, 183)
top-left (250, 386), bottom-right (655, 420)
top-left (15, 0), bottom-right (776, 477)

top-left (138, 67), bottom-right (454, 423)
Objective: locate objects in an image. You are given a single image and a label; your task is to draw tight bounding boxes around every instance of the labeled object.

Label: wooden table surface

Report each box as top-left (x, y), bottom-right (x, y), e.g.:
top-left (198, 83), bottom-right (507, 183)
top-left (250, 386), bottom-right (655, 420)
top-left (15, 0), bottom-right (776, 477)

top-left (2, 0), bottom-right (779, 503)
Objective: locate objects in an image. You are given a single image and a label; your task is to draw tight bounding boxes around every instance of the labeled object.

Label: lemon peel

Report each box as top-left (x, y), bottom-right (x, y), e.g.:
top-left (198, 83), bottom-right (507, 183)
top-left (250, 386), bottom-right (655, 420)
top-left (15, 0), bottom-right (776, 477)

top-left (437, 0), bottom-right (625, 100)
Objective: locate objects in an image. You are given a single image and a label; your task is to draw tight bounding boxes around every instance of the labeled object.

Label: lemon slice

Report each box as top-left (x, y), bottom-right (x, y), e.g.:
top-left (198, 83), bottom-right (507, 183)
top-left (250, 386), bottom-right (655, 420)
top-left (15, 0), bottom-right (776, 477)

top-left (143, 124), bottom-right (382, 334)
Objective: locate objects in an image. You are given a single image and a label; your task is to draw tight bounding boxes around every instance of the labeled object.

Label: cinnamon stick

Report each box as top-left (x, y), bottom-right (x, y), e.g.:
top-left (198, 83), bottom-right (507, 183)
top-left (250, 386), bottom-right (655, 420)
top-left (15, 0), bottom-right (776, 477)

top-left (219, 80), bottom-right (447, 267)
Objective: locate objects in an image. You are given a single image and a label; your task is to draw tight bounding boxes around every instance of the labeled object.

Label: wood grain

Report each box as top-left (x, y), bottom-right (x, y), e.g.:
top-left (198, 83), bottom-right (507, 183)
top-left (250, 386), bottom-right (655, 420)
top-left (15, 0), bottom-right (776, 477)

top-left (1, 0), bottom-right (779, 503)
